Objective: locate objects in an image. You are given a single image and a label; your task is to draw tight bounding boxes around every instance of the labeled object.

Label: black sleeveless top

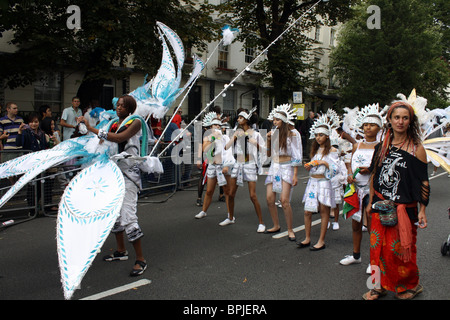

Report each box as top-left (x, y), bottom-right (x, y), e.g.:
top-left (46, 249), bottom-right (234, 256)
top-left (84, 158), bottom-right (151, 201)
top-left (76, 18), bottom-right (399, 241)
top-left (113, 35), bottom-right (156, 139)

top-left (370, 144), bottom-right (429, 220)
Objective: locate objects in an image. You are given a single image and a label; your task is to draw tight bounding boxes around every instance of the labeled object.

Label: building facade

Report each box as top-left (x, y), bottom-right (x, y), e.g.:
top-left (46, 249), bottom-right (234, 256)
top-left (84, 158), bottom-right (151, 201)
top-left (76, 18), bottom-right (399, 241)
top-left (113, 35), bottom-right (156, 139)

top-left (0, 4), bottom-right (340, 123)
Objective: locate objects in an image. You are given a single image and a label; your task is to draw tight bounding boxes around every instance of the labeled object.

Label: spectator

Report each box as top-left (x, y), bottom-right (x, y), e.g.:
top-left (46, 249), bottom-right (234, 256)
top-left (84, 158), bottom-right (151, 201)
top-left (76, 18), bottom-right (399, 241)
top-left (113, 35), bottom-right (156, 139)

top-left (39, 104), bottom-right (61, 137)
top-left (16, 112), bottom-right (55, 212)
top-left (172, 109), bottom-right (182, 129)
top-left (0, 102), bottom-right (24, 162)
top-left (150, 115), bottom-right (162, 138)
top-left (60, 96), bottom-right (82, 140)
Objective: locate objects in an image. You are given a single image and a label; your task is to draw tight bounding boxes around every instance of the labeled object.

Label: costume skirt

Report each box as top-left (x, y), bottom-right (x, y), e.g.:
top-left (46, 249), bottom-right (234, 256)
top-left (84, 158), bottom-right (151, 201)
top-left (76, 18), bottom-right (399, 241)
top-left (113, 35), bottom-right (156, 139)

top-left (206, 163), bottom-right (228, 186)
top-left (231, 162), bottom-right (258, 186)
top-left (302, 177), bottom-right (335, 212)
top-left (370, 210), bottom-right (419, 294)
top-left (265, 162), bottom-right (294, 193)
top-left (334, 185), bottom-right (344, 204)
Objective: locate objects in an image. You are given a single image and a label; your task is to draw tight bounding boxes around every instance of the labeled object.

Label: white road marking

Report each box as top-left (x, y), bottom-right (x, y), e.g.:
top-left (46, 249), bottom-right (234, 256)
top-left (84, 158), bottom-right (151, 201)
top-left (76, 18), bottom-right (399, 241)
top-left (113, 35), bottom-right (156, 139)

top-left (273, 209), bottom-right (343, 239)
top-left (80, 279), bottom-right (152, 300)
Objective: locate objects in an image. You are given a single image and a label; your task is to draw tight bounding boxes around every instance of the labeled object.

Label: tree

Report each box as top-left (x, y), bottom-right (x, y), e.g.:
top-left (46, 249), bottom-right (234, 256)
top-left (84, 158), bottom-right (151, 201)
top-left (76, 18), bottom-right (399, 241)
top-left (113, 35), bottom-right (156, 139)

top-left (0, 0), bottom-right (217, 110)
top-left (218, 0), bottom-right (356, 105)
top-left (329, 0), bottom-right (450, 109)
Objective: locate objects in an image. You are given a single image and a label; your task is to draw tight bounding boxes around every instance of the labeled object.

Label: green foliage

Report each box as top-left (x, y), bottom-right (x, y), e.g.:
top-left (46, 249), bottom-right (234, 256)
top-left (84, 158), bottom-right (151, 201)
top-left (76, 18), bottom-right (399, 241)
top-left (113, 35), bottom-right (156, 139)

top-left (329, 0), bottom-right (450, 109)
top-left (219, 0), bottom-right (357, 105)
top-left (0, 0), bottom-right (217, 103)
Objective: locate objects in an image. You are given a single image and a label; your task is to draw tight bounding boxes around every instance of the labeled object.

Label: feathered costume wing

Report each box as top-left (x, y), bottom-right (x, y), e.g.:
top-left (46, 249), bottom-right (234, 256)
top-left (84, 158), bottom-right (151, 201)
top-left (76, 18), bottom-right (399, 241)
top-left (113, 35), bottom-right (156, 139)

top-left (397, 89), bottom-right (450, 174)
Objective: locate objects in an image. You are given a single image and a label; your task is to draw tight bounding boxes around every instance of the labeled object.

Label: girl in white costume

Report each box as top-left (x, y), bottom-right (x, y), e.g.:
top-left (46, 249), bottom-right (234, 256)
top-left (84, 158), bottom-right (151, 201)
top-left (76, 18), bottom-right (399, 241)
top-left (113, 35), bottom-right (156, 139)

top-left (226, 108), bottom-right (266, 232)
top-left (329, 150), bottom-right (348, 230)
top-left (265, 104), bottom-right (302, 241)
top-left (195, 113), bottom-right (235, 221)
top-left (298, 114), bottom-right (339, 251)
top-left (339, 104), bottom-right (383, 266)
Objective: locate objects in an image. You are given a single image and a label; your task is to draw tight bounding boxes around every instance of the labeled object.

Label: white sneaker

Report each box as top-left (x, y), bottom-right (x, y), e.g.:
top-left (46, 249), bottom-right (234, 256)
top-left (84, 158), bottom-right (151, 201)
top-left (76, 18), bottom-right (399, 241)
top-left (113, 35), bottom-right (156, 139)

top-left (332, 222), bottom-right (340, 230)
top-left (430, 171), bottom-right (436, 176)
top-left (257, 224), bottom-right (266, 233)
top-left (219, 217), bottom-right (235, 226)
top-left (195, 211), bottom-right (207, 219)
top-left (339, 255), bottom-right (361, 265)
top-left (275, 200), bottom-right (282, 208)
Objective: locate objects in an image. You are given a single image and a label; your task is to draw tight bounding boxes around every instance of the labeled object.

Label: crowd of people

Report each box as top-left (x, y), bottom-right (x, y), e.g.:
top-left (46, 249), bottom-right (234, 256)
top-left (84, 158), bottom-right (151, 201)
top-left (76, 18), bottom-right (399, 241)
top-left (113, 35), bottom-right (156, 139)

top-left (1, 94), bottom-right (446, 299)
top-left (192, 101), bottom-right (437, 300)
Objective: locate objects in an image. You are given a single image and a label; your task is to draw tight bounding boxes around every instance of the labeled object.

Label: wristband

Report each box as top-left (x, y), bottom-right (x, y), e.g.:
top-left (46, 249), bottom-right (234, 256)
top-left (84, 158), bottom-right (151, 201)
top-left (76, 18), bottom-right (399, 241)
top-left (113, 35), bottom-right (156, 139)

top-left (98, 129), bottom-right (108, 141)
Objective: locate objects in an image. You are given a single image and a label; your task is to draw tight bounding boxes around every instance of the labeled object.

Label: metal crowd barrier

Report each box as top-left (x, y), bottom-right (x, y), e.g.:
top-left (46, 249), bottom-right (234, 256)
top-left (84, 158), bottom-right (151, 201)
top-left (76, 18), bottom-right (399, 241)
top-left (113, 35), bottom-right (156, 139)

top-left (0, 142), bottom-right (201, 229)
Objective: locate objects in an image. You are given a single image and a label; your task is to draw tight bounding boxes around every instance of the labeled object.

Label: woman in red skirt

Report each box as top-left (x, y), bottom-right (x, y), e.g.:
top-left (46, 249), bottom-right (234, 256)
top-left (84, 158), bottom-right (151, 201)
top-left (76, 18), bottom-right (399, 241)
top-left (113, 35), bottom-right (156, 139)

top-left (363, 101), bottom-right (430, 300)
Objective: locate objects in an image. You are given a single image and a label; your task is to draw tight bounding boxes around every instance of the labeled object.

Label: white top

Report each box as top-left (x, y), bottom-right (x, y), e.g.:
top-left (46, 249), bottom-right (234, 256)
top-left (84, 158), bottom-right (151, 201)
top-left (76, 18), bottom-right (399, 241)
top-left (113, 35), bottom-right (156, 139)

top-left (270, 129), bottom-right (303, 166)
top-left (61, 107), bottom-right (82, 141)
top-left (351, 143), bottom-right (375, 187)
top-left (309, 148), bottom-right (339, 179)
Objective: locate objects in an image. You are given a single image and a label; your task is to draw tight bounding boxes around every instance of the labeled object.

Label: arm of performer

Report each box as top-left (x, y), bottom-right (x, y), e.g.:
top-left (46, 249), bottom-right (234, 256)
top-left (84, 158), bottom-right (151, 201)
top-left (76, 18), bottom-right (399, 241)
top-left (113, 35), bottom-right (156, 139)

top-left (415, 144), bottom-right (429, 229)
top-left (79, 116), bottom-right (141, 144)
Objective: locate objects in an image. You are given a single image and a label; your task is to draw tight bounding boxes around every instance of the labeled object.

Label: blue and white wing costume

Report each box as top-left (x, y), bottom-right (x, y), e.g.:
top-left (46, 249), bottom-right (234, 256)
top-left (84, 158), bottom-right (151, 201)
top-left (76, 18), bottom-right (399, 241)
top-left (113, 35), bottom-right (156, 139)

top-left (57, 159), bottom-right (125, 300)
top-left (0, 21), bottom-right (204, 299)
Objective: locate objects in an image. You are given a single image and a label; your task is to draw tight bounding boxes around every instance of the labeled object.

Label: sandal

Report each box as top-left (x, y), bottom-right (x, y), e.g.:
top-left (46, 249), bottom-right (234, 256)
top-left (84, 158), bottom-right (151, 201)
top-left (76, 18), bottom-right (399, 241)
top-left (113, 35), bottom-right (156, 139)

top-left (130, 260), bottom-right (147, 277)
top-left (103, 250), bottom-right (128, 262)
top-left (362, 288), bottom-right (387, 300)
top-left (395, 284), bottom-right (423, 300)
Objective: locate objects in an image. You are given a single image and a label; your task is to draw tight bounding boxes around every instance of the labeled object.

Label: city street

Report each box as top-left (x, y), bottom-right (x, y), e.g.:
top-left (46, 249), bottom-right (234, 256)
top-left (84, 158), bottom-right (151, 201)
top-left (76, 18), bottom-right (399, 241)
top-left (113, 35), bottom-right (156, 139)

top-left (1, 165), bottom-right (449, 306)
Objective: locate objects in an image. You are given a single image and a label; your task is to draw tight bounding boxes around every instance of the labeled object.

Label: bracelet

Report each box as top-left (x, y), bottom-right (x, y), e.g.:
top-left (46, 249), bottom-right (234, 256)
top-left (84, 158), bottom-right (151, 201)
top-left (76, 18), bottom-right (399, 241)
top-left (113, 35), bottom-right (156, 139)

top-left (98, 129), bottom-right (108, 141)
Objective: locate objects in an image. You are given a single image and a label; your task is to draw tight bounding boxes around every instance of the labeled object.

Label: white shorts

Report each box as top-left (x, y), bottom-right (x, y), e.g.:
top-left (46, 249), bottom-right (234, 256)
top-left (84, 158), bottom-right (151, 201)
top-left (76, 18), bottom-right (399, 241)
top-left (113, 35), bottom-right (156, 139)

top-left (231, 162), bottom-right (258, 186)
top-left (206, 164), bottom-right (228, 186)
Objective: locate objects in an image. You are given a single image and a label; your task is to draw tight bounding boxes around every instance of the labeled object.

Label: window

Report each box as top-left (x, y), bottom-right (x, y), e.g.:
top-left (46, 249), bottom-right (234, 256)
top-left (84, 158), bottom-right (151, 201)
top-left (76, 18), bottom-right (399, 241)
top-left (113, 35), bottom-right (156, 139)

top-left (222, 90), bottom-right (235, 111)
top-left (34, 72), bottom-right (62, 111)
top-left (314, 26), bottom-right (321, 41)
top-left (330, 29), bottom-right (336, 46)
top-left (313, 57), bottom-right (321, 78)
top-left (245, 47), bottom-right (255, 63)
top-left (218, 43), bottom-right (229, 69)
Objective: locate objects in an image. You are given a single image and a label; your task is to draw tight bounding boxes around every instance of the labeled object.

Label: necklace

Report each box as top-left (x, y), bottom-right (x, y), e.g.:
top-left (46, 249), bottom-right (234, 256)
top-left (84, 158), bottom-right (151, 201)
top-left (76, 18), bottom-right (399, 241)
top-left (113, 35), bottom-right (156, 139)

top-left (363, 139), bottom-right (378, 144)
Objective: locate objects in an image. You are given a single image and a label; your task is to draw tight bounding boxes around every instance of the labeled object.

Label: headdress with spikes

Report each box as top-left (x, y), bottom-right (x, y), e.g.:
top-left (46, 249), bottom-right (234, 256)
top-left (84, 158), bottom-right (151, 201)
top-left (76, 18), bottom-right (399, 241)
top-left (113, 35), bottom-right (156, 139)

top-left (272, 104), bottom-right (296, 124)
top-left (238, 107), bottom-right (257, 120)
top-left (202, 111), bottom-right (220, 127)
top-left (309, 112), bottom-right (339, 139)
top-left (355, 103), bottom-right (386, 130)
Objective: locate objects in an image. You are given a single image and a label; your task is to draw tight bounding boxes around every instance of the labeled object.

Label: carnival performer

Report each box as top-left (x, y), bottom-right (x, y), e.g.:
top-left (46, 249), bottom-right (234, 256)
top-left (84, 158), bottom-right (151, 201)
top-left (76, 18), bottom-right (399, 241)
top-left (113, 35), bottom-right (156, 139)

top-left (362, 100), bottom-right (429, 300)
top-left (195, 113), bottom-right (234, 222)
top-left (328, 110), bottom-right (349, 231)
top-left (298, 114), bottom-right (339, 251)
top-left (264, 104), bottom-right (302, 241)
top-left (196, 119), bottom-right (208, 207)
top-left (329, 147), bottom-right (347, 231)
top-left (225, 108), bottom-right (266, 232)
top-left (339, 104), bottom-right (382, 268)
top-left (79, 95), bottom-right (147, 277)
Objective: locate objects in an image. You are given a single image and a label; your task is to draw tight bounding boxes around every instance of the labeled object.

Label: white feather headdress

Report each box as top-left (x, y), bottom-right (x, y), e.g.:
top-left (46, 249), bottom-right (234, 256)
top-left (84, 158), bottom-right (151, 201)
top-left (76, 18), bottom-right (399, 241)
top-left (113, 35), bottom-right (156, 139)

top-left (238, 107), bottom-right (257, 120)
top-left (272, 104), bottom-right (296, 124)
top-left (355, 103), bottom-right (386, 129)
top-left (309, 112), bottom-right (340, 139)
top-left (202, 111), bottom-right (220, 127)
